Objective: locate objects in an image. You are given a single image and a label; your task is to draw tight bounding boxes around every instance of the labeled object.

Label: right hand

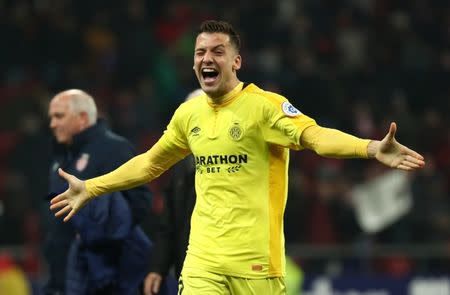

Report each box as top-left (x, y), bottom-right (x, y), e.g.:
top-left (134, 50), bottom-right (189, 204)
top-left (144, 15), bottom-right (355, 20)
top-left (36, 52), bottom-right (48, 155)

top-left (144, 272), bottom-right (163, 295)
top-left (49, 168), bottom-right (91, 222)
top-left (369, 122), bottom-right (425, 170)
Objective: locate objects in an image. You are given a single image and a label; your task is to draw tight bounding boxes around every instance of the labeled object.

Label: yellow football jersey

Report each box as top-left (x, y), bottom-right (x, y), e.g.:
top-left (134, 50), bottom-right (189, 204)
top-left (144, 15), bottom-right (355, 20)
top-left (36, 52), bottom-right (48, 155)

top-left (159, 82), bottom-right (316, 278)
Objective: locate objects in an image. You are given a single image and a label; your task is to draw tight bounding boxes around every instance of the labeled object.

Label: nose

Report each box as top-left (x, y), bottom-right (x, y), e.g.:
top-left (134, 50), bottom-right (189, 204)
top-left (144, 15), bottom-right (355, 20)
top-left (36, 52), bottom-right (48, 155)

top-left (202, 51), bottom-right (213, 64)
top-left (50, 118), bottom-right (57, 129)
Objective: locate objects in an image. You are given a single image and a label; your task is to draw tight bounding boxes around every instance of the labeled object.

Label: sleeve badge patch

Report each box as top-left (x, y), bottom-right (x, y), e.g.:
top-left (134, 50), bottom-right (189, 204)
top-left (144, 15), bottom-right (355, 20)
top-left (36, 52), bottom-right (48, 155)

top-left (281, 101), bottom-right (302, 117)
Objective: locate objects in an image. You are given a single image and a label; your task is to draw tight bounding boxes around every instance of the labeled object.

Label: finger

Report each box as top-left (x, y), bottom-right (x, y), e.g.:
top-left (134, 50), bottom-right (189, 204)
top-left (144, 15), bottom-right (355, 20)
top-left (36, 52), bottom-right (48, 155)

top-left (152, 277), bottom-right (161, 293)
top-left (51, 191), bottom-right (68, 204)
top-left (144, 281), bottom-right (151, 295)
top-left (58, 168), bottom-right (72, 181)
top-left (55, 205), bottom-right (72, 217)
top-left (50, 199), bottom-right (69, 210)
top-left (64, 208), bottom-right (77, 222)
top-left (404, 154), bottom-right (425, 166)
top-left (144, 275), bottom-right (155, 294)
top-left (145, 286), bottom-right (153, 295)
top-left (387, 122), bottom-right (397, 140)
top-left (400, 160), bottom-right (421, 169)
top-left (396, 164), bottom-right (412, 171)
top-left (403, 148), bottom-right (425, 161)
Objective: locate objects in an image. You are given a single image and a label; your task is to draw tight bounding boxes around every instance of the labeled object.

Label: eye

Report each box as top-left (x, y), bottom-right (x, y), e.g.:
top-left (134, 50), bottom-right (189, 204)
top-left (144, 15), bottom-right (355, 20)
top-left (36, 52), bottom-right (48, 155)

top-left (195, 50), bottom-right (205, 57)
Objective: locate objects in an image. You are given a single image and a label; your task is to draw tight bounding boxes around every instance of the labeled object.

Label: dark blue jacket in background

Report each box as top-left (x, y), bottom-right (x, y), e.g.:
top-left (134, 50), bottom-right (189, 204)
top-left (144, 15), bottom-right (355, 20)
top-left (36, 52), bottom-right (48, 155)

top-left (44, 120), bottom-right (152, 295)
top-left (66, 191), bottom-right (151, 295)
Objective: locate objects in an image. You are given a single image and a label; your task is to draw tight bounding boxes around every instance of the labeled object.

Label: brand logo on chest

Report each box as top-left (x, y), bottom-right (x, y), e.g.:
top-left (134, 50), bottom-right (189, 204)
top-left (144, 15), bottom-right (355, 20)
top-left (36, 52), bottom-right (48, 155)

top-left (190, 126), bottom-right (201, 136)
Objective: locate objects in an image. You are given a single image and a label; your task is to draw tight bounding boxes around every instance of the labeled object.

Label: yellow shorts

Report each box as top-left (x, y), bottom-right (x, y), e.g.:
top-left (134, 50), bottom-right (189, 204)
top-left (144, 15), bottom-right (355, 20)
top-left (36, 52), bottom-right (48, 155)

top-left (178, 268), bottom-right (286, 295)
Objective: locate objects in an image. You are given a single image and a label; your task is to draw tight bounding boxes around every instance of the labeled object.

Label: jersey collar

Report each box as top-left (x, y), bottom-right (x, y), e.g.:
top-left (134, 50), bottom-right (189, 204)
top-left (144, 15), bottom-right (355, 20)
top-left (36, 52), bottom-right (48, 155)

top-left (206, 82), bottom-right (244, 108)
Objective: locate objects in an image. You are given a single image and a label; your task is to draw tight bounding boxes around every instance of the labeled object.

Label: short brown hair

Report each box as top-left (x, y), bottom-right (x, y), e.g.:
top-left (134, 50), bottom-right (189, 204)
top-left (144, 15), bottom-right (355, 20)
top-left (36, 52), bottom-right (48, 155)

top-left (198, 20), bottom-right (241, 52)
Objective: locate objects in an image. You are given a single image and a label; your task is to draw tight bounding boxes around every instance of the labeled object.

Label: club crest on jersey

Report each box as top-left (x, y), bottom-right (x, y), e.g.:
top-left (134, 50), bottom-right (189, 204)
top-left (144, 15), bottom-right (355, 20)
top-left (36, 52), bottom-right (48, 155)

top-left (229, 122), bottom-right (243, 141)
top-left (281, 101), bottom-right (302, 117)
top-left (76, 153), bottom-right (90, 172)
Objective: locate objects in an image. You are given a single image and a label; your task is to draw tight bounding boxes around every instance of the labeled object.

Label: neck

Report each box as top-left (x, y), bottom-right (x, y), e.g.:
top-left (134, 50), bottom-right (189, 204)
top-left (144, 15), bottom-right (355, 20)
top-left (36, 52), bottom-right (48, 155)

top-left (208, 79), bottom-right (241, 102)
top-left (207, 82), bottom-right (243, 107)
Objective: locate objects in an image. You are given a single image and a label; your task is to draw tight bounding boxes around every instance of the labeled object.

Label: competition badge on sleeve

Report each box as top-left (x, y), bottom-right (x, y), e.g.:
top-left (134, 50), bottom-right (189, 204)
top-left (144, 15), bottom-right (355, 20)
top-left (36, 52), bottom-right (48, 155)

top-left (281, 101), bottom-right (302, 117)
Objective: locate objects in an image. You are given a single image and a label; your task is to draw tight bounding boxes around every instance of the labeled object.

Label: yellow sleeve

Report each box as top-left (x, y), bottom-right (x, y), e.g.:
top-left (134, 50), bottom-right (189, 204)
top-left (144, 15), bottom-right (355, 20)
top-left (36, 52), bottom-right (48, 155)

top-left (85, 137), bottom-right (190, 197)
top-left (300, 125), bottom-right (371, 158)
top-left (85, 103), bottom-right (192, 197)
top-left (261, 91), bottom-right (316, 150)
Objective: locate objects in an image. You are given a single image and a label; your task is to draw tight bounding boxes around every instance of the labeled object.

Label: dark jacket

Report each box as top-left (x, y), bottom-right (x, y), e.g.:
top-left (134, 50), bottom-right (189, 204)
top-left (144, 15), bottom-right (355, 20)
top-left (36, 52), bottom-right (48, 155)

top-left (149, 156), bottom-right (196, 279)
top-left (44, 120), bottom-right (151, 295)
top-left (66, 191), bottom-right (151, 295)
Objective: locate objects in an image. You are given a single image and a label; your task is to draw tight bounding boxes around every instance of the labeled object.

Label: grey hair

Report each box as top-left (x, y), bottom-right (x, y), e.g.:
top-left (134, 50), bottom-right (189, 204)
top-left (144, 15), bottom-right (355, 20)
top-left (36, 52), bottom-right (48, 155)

top-left (185, 88), bottom-right (204, 102)
top-left (64, 89), bottom-right (98, 125)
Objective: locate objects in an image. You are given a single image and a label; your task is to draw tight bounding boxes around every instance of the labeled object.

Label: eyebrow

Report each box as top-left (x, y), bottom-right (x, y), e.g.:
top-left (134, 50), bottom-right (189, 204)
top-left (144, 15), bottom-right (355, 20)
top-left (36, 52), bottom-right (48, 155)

top-left (195, 44), bottom-right (226, 51)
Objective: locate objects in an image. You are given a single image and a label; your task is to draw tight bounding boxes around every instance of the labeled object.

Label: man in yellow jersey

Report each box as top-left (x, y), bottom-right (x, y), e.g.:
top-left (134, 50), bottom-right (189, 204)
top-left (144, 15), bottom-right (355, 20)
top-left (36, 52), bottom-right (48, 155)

top-left (49, 20), bottom-right (425, 295)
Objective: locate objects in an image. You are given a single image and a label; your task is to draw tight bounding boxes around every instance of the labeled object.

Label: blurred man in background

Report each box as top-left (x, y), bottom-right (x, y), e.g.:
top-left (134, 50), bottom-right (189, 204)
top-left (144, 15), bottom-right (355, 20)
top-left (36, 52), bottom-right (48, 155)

top-left (45, 89), bottom-right (152, 294)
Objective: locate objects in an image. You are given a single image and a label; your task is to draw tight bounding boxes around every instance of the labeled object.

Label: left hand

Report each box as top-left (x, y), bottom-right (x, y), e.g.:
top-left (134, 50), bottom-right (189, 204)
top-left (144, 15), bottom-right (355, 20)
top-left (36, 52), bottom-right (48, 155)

top-left (369, 122), bottom-right (425, 171)
top-left (50, 168), bottom-right (91, 222)
top-left (144, 272), bottom-right (163, 295)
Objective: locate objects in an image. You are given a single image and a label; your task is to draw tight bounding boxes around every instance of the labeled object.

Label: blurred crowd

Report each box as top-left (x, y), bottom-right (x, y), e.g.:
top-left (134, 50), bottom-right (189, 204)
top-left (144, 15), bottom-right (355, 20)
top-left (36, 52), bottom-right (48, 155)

top-left (0, 0), bottom-right (449, 282)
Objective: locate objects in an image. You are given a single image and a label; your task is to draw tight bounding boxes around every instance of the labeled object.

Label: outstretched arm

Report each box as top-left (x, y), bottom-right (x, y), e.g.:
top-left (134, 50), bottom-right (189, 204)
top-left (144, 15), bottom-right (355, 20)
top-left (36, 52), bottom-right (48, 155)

top-left (300, 122), bottom-right (425, 170)
top-left (50, 140), bottom-right (189, 222)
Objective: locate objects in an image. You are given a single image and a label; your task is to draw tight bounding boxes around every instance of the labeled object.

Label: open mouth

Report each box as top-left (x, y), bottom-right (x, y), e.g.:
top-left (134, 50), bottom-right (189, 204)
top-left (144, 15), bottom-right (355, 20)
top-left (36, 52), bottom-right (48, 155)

top-left (201, 68), bottom-right (219, 84)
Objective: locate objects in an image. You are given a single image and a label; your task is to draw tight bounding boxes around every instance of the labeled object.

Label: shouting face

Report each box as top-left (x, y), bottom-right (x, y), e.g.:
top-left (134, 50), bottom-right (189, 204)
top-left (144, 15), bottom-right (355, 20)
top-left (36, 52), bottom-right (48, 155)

top-left (193, 32), bottom-right (241, 99)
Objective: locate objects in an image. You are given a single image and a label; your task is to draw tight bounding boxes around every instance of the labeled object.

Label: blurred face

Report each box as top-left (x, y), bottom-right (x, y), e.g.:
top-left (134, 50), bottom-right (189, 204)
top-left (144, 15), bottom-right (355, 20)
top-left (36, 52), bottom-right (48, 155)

top-left (48, 95), bottom-right (86, 145)
top-left (194, 32), bottom-right (241, 98)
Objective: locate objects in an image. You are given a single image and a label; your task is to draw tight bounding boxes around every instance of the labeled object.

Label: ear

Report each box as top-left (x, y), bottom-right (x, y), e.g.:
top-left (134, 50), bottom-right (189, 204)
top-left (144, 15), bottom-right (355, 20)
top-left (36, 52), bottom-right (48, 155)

top-left (232, 54), bottom-right (242, 71)
top-left (79, 111), bottom-right (90, 128)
